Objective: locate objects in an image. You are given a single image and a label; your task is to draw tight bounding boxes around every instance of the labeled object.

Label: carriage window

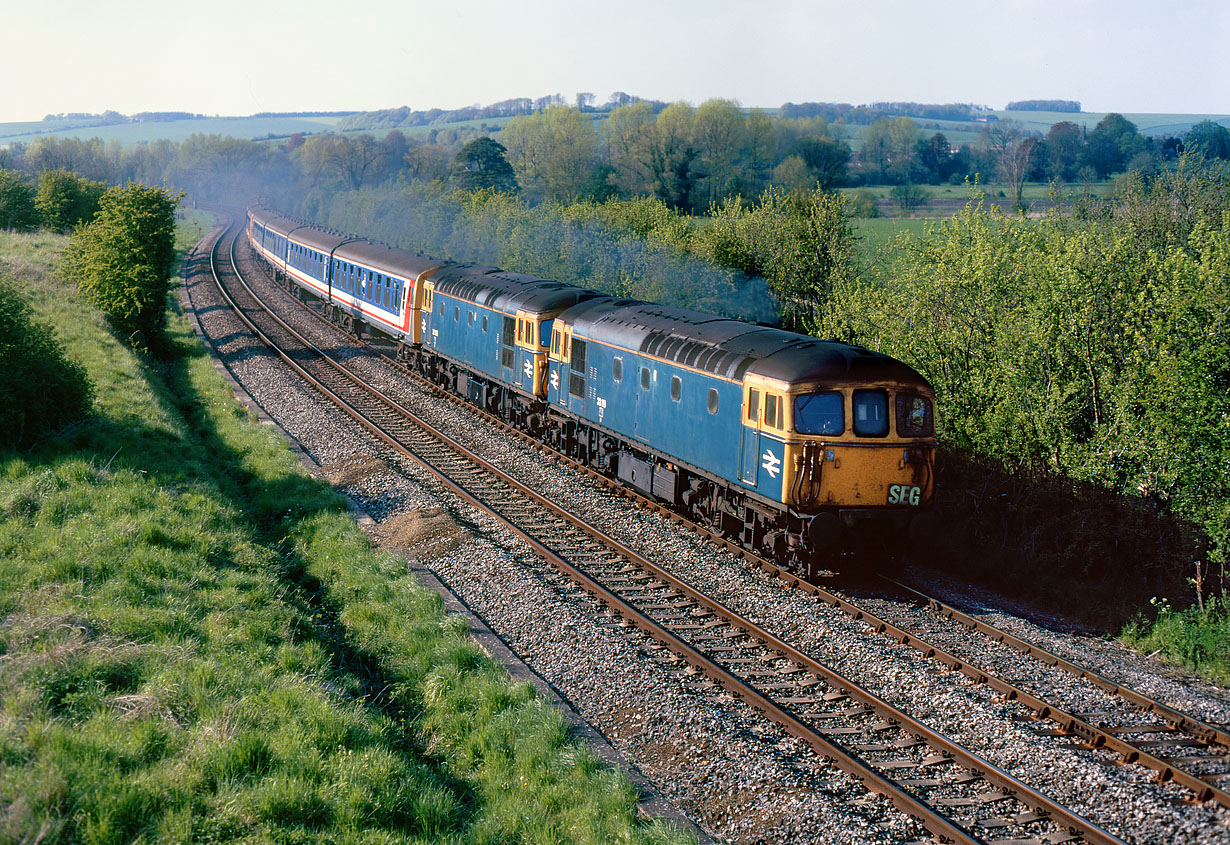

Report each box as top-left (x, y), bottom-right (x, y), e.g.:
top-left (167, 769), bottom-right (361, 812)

top-left (853, 389), bottom-right (889, 437)
top-left (794, 391), bottom-right (844, 435)
top-left (896, 393), bottom-right (934, 437)
top-left (765, 394), bottom-right (783, 429)
top-left (670, 376), bottom-right (681, 402)
top-left (612, 357), bottom-right (623, 382)
top-left (708, 388), bottom-right (719, 414)
top-left (747, 388), bottom-right (760, 424)
top-left (641, 367), bottom-right (651, 390)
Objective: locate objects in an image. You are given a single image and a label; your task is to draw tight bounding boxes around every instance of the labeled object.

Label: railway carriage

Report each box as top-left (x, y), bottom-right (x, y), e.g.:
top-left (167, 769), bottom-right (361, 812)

top-left (246, 207), bottom-right (937, 575)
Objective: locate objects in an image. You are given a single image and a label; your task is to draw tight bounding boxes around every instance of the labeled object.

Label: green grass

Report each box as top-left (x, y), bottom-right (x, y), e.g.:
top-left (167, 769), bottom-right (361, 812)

top-left (1121, 598), bottom-right (1230, 684)
top-left (0, 115), bottom-right (344, 146)
top-left (0, 226), bottom-right (690, 844)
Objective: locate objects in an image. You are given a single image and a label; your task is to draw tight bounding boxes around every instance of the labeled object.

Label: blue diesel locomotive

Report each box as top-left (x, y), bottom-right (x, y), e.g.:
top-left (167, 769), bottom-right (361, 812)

top-left (247, 207), bottom-right (936, 575)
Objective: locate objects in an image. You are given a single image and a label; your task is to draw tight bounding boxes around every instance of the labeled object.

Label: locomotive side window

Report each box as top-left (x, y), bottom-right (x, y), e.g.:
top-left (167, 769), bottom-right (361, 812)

top-left (765, 394), bottom-right (783, 430)
top-left (453, 305), bottom-right (459, 322)
top-left (641, 366), bottom-right (651, 390)
top-left (794, 391), bottom-right (844, 435)
top-left (569, 339), bottom-right (587, 398)
top-left (483, 315), bottom-right (488, 332)
top-left (853, 389), bottom-right (889, 437)
top-left (747, 388), bottom-right (761, 424)
top-left (708, 388), bottom-right (719, 414)
top-left (501, 316), bottom-right (515, 370)
top-left (613, 357), bottom-right (622, 382)
top-left (896, 393), bottom-right (934, 437)
top-left (670, 376), bottom-right (681, 402)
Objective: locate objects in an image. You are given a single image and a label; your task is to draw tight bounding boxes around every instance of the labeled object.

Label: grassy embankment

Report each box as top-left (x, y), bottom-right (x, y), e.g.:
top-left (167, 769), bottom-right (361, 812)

top-left (0, 218), bottom-right (689, 843)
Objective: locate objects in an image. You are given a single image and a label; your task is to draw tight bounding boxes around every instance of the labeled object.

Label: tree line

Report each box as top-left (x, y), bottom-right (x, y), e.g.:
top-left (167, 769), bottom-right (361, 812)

top-left (4, 104), bottom-right (1227, 220)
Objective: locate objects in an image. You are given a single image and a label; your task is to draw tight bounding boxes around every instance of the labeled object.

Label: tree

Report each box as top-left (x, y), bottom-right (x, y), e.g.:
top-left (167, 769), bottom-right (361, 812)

top-left (602, 100), bottom-right (658, 195)
top-left (788, 137), bottom-right (850, 190)
top-left (891, 182), bottom-right (930, 215)
top-left (692, 98), bottom-right (747, 205)
top-left (771, 155), bottom-right (815, 192)
top-left (0, 169), bottom-right (38, 231)
top-left (997, 136), bottom-right (1040, 210)
top-left (1084, 113), bottom-right (1145, 177)
top-left (451, 138), bottom-right (518, 193)
top-left (916, 133), bottom-right (954, 184)
top-left (61, 183), bottom-right (182, 352)
top-left (861, 116), bottom-right (920, 182)
top-left (1184, 121), bottom-right (1230, 160)
top-left (35, 169), bottom-right (105, 231)
top-left (501, 106), bottom-right (597, 201)
top-left (649, 102), bottom-right (703, 211)
top-left (1045, 121), bottom-right (1085, 181)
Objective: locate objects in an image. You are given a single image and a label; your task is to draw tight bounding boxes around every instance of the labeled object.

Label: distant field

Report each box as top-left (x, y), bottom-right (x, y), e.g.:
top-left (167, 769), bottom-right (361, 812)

top-left (992, 109), bottom-right (1230, 137)
top-left (0, 115), bottom-right (344, 145)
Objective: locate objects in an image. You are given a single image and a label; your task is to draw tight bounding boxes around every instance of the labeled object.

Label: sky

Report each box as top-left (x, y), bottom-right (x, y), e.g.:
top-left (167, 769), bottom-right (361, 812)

top-left (4, 0), bottom-right (1229, 122)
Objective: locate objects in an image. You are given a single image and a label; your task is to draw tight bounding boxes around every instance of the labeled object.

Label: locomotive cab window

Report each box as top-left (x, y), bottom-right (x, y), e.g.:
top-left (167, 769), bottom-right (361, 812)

top-left (746, 388), bottom-right (761, 424)
top-left (853, 389), bottom-right (889, 437)
top-left (896, 393), bottom-right (934, 437)
top-left (794, 391), bottom-right (844, 436)
top-left (765, 394), bottom-right (783, 430)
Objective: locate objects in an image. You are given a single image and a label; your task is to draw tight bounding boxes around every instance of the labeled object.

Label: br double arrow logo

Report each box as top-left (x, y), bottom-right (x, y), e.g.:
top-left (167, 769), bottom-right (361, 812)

top-left (761, 449), bottom-right (782, 479)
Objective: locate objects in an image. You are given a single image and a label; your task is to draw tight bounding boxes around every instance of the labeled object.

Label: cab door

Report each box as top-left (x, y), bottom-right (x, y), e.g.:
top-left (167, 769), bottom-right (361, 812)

top-left (739, 386), bottom-right (761, 485)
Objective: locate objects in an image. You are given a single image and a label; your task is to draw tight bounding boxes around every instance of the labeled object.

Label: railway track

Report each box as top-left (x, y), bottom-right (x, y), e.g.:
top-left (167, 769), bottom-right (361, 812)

top-left (199, 219), bottom-right (1143, 844)
top-left (229, 220), bottom-right (1230, 817)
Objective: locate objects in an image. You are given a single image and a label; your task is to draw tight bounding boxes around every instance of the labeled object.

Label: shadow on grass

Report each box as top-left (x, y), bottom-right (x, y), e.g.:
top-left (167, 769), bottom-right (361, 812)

top-left (28, 326), bottom-right (485, 837)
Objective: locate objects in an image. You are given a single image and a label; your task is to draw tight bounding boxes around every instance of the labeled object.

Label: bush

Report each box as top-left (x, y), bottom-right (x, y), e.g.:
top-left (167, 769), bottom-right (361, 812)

top-left (34, 168), bottom-right (105, 231)
top-left (61, 183), bottom-right (181, 351)
top-left (0, 276), bottom-right (93, 447)
top-left (0, 169), bottom-right (38, 231)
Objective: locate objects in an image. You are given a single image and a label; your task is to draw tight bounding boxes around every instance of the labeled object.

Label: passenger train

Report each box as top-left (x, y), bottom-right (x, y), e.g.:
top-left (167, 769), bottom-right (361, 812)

top-left (247, 207), bottom-right (937, 576)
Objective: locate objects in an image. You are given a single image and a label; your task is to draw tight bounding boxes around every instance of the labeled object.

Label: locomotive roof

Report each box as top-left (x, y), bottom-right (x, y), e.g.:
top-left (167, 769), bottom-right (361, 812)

top-left (430, 265), bottom-right (604, 316)
top-left (567, 299), bottom-right (928, 387)
top-left (336, 240), bottom-right (444, 279)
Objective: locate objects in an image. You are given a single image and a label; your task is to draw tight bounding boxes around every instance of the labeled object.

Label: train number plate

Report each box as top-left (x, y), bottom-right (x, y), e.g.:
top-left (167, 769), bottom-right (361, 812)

top-left (887, 485), bottom-right (921, 506)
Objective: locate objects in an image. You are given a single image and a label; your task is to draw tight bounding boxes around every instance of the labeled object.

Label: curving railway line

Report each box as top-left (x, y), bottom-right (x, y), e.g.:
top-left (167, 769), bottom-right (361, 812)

top-left (186, 215), bottom-right (1230, 843)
